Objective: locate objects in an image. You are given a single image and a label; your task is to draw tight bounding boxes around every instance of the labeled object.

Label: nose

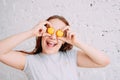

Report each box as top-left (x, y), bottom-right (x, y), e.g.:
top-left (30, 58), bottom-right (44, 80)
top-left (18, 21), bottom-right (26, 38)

top-left (50, 33), bottom-right (57, 40)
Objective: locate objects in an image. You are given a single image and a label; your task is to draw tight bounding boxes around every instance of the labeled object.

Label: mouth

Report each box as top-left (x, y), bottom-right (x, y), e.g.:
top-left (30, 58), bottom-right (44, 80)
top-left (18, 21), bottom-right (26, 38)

top-left (46, 41), bottom-right (57, 48)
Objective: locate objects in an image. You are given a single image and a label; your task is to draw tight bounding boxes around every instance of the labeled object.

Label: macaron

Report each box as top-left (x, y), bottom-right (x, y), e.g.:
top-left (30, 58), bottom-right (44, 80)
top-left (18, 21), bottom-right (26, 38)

top-left (47, 27), bottom-right (55, 34)
top-left (56, 30), bottom-right (64, 37)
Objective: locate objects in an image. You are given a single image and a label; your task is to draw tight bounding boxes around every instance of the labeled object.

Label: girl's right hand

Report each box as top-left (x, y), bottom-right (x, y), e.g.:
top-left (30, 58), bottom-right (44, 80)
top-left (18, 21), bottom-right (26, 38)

top-left (31, 21), bottom-right (52, 37)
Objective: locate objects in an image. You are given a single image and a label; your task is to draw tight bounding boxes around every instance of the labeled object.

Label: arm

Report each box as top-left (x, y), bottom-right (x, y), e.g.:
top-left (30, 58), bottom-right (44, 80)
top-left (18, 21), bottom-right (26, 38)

top-left (0, 30), bottom-right (34, 70)
top-left (0, 21), bottom-right (50, 55)
top-left (59, 26), bottom-right (110, 68)
top-left (0, 21), bottom-right (51, 70)
top-left (74, 41), bottom-right (110, 68)
top-left (0, 30), bottom-right (34, 55)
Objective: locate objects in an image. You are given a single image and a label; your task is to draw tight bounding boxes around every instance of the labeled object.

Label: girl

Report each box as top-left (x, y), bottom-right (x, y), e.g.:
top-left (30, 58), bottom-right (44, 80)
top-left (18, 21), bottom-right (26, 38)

top-left (0, 15), bottom-right (110, 80)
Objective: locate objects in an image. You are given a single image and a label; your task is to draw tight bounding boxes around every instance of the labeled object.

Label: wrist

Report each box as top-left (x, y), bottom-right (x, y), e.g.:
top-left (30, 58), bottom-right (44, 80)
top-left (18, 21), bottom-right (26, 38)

top-left (74, 40), bottom-right (78, 45)
top-left (27, 29), bottom-right (36, 38)
top-left (73, 40), bottom-right (83, 48)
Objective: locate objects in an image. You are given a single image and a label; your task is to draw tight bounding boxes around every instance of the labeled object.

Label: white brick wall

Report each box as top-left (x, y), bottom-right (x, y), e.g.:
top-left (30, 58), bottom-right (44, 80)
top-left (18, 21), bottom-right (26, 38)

top-left (0, 0), bottom-right (120, 80)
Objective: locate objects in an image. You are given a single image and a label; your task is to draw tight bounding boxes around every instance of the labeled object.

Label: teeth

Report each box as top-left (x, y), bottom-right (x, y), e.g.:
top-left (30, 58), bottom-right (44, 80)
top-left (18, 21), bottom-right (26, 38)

top-left (49, 42), bottom-right (54, 44)
top-left (47, 41), bottom-right (56, 47)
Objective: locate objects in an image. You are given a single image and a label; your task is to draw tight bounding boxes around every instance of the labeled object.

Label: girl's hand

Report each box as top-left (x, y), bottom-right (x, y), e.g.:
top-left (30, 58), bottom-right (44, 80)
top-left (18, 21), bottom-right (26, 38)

top-left (31, 21), bottom-right (52, 37)
top-left (58, 26), bottom-right (77, 45)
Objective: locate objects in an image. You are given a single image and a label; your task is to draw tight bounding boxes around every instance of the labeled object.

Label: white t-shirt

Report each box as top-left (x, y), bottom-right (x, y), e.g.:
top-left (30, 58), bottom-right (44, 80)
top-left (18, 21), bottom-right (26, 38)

top-left (23, 49), bottom-right (79, 80)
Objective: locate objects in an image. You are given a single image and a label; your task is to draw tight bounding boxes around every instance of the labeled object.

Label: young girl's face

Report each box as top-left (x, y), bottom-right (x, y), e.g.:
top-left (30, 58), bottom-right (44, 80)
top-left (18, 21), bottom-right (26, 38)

top-left (41, 19), bottom-right (67, 54)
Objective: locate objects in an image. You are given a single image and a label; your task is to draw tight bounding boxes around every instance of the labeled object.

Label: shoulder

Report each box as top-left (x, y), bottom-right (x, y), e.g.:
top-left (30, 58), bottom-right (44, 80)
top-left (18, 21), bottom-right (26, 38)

top-left (62, 49), bottom-right (78, 56)
top-left (59, 49), bottom-right (78, 66)
top-left (60, 49), bottom-right (78, 60)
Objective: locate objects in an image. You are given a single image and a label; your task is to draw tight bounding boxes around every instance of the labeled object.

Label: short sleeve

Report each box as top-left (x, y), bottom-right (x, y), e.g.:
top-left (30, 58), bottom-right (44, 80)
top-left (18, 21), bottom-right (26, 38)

top-left (64, 49), bottom-right (78, 65)
top-left (23, 54), bottom-right (33, 72)
top-left (23, 54), bottom-right (34, 80)
top-left (23, 54), bottom-right (29, 72)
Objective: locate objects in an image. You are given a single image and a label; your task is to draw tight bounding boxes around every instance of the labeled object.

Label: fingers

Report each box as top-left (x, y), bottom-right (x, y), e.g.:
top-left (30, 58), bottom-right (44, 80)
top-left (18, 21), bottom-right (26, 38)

top-left (35, 21), bottom-right (53, 37)
top-left (66, 30), bottom-right (75, 39)
top-left (38, 21), bottom-right (52, 27)
top-left (43, 21), bottom-right (53, 28)
top-left (37, 29), bottom-right (44, 37)
top-left (36, 21), bottom-right (52, 30)
top-left (40, 21), bottom-right (53, 34)
top-left (42, 32), bottom-right (51, 37)
top-left (58, 30), bottom-right (75, 41)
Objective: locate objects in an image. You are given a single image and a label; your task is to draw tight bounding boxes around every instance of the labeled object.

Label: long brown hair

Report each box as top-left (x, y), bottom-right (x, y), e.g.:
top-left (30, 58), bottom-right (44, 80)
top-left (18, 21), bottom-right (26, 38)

top-left (19, 15), bottom-right (73, 54)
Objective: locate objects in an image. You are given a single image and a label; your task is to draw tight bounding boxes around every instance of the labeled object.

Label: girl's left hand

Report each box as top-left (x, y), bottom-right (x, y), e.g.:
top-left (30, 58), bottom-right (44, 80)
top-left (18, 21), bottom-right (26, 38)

top-left (58, 26), bottom-right (77, 45)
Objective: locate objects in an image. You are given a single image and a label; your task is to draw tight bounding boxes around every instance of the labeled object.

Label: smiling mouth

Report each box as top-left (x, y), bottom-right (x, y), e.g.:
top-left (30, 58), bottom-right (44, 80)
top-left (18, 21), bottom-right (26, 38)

top-left (46, 41), bottom-right (57, 47)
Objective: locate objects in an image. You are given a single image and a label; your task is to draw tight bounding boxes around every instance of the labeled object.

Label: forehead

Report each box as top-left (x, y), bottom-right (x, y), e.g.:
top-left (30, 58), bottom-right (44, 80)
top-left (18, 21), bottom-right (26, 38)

top-left (48, 19), bottom-right (66, 29)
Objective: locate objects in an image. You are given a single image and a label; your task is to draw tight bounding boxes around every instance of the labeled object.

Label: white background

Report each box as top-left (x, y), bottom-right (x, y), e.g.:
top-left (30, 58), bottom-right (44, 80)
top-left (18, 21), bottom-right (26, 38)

top-left (0, 0), bottom-right (120, 80)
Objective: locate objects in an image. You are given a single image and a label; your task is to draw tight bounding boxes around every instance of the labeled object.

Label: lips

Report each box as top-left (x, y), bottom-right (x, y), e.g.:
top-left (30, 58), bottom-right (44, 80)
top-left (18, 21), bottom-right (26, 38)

top-left (46, 41), bottom-right (57, 47)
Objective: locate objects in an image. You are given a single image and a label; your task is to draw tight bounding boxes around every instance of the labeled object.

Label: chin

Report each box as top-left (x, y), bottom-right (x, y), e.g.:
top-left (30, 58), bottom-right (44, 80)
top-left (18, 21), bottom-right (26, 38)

top-left (42, 37), bottom-right (62, 54)
top-left (42, 44), bottom-right (61, 54)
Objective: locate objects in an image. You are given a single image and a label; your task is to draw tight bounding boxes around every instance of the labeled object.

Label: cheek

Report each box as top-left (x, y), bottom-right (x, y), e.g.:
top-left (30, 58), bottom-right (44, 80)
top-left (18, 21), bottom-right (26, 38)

top-left (58, 40), bottom-right (64, 46)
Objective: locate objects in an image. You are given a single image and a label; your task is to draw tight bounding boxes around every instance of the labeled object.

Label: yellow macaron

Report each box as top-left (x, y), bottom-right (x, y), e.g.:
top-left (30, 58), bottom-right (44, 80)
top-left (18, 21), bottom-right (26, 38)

top-left (56, 30), bottom-right (64, 37)
top-left (47, 27), bottom-right (55, 34)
